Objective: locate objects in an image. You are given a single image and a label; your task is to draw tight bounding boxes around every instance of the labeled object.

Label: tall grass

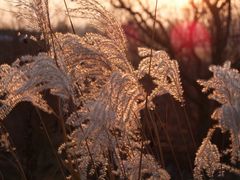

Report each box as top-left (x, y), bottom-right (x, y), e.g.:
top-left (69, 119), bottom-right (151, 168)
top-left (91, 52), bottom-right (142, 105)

top-left (0, 0), bottom-right (239, 179)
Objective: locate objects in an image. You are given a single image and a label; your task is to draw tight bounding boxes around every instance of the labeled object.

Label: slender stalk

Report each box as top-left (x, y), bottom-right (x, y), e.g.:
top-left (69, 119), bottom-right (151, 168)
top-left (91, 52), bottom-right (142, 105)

top-left (10, 149), bottom-right (27, 180)
top-left (154, 111), bottom-right (184, 180)
top-left (35, 108), bottom-right (67, 180)
top-left (0, 154), bottom-right (21, 173)
top-left (57, 99), bottom-right (82, 180)
top-left (146, 108), bottom-right (165, 168)
top-left (138, 1), bottom-right (159, 178)
top-left (113, 135), bottom-right (127, 178)
top-left (44, 0), bottom-right (58, 60)
top-left (0, 123), bottom-right (27, 180)
top-left (63, 0), bottom-right (76, 34)
top-left (132, 111), bottom-right (159, 162)
top-left (137, 138), bottom-right (144, 180)
top-left (170, 97), bottom-right (193, 171)
top-left (148, 0), bottom-right (158, 75)
top-left (69, 97), bottom-right (99, 178)
top-left (183, 106), bottom-right (197, 150)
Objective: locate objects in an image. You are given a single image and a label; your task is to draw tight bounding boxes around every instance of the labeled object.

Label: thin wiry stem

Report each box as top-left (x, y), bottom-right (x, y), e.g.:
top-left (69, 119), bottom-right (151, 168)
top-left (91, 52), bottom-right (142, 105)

top-left (0, 122), bottom-right (27, 180)
top-left (113, 134), bottom-right (127, 178)
top-left (147, 108), bottom-right (165, 168)
top-left (69, 97), bottom-right (99, 179)
top-left (0, 154), bottom-right (21, 176)
top-left (137, 138), bottom-right (144, 180)
top-left (148, 0), bottom-right (158, 75)
top-left (138, 0), bottom-right (159, 179)
top-left (170, 97), bottom-right (193, 171)
top-left (154, 111), bottom-right (184, 180)
top-left (57, 99), bottom-right (82, 180)
top-left (183, 106), bottom-right (197, 150)
top-left (63, 0), bottom-right (76, 34)
top-left (35, 108), bottom-right (67, 180)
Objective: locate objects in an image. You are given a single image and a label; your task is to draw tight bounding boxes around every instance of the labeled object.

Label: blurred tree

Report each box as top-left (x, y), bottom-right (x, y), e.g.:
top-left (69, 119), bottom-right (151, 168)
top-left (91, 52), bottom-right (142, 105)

top-left (111, 0), bottom-right (239, 65)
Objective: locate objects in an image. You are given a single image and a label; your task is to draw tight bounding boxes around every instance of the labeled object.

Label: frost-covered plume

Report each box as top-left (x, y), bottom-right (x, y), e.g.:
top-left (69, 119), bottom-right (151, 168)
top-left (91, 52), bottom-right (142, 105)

top-left (137, 48), bottom-right (184, 104)
top-left (194, 61), bottom-right (240, 179)
top-left (0, 54), bottom-right (70, 120)
top-left (15, 0), bottom-right (53, 48)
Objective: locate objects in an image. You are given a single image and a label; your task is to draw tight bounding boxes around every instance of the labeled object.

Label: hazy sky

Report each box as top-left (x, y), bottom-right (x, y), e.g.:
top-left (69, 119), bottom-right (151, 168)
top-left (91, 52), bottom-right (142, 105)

top-left (1, 0), bottom-right (237, 30)
top-left (0, 0), bottom-right (115, 29)
top-left (0, 0), bottom-right (191, 29)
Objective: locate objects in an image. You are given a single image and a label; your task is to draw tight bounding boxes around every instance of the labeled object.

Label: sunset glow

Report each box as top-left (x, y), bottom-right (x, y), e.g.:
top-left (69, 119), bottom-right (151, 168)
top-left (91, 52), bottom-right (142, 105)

top-left (149, 0), bottom-right (198, 20)
top-left (156, 0), bottom-right (190, 8)
top-left (0, 0), bottom-right (197, 29)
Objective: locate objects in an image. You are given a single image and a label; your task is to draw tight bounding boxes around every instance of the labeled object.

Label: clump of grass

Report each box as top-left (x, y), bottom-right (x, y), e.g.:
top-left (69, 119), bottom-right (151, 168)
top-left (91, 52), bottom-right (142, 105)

top-left (0, 0), bottom-right (183, 179)
top-left (194, 61), bottom-right (240, 179)
top-left (1, 0), bottom-right (239, 180)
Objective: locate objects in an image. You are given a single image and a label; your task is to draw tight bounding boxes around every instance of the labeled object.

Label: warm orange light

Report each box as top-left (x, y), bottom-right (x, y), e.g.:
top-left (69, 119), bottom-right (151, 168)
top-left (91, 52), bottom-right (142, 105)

top-left (165, 0), bottom-right (190, 8)
top-left (150, 0), bottom-right (190, 8)
top-left (147, 0), bottom-right (204, 20)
